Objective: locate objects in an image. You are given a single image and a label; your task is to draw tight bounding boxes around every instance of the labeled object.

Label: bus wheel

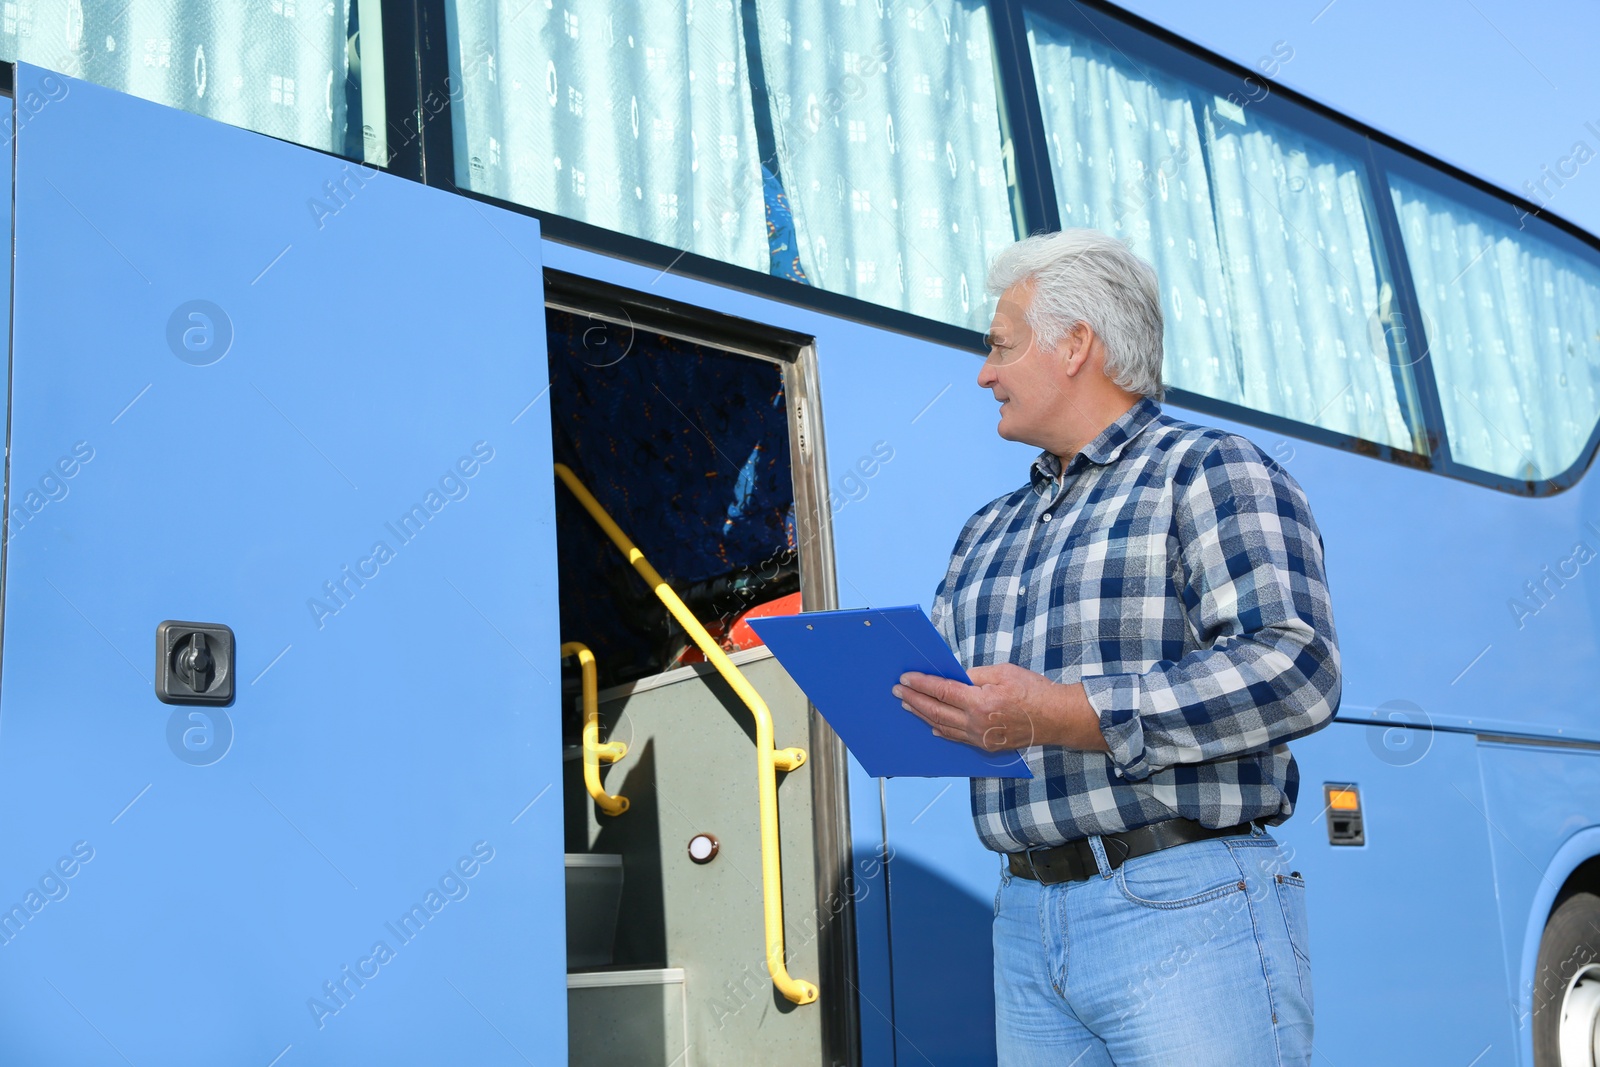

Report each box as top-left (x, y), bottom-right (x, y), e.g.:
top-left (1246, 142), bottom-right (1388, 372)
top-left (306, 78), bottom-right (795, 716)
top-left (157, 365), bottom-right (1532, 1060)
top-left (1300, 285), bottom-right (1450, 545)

top-left (1535, 892), bottom-right (1600, 1066)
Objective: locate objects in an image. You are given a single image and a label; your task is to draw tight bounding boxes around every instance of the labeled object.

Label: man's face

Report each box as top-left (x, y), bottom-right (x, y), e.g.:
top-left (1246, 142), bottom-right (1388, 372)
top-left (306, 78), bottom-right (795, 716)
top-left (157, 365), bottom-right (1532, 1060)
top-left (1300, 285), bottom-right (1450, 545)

top-left (978, 282), bottom-right (1067, 448)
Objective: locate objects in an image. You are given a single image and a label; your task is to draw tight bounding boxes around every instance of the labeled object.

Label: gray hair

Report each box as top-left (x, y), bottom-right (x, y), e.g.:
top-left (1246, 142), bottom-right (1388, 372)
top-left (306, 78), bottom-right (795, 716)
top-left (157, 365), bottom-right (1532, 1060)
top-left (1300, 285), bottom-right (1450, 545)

top-left (986, 230), bottom-right (1165, 399)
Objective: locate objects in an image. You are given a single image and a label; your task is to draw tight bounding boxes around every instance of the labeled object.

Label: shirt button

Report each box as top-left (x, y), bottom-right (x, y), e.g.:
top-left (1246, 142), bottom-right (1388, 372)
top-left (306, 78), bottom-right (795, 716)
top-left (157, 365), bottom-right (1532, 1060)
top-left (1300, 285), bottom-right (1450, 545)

top-left (1041, 513), bottom-right (1052, 522)
top-left (1018, 585), bottom-right (1027, 595)
top-left (1114, 768), bottom-right (1123, 777)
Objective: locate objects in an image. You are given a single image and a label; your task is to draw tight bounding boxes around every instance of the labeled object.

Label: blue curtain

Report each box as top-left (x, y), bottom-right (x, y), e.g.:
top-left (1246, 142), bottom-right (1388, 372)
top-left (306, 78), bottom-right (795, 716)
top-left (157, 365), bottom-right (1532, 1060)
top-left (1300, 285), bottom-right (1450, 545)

top-left (1391, 177), bottom-right (1600, 480)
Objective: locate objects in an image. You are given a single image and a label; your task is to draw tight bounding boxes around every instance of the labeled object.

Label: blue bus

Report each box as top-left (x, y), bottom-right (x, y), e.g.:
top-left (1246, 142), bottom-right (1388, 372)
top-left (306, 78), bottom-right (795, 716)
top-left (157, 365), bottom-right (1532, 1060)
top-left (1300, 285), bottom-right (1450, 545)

top-left (0, 2), bottom-right (1595, 1065)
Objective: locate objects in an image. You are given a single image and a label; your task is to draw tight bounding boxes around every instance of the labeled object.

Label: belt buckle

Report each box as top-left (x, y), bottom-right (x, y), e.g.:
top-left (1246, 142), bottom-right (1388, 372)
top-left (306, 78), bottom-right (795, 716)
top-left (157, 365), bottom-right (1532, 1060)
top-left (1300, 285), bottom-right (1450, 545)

top-left (1025, 846), bottom-right (1045, 883)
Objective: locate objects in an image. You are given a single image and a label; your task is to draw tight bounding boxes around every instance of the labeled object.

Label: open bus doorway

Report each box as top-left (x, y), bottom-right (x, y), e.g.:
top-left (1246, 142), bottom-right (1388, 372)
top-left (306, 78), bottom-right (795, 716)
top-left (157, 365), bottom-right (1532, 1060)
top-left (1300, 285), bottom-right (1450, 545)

top-left (542, 274), bottom-right (856, 1066)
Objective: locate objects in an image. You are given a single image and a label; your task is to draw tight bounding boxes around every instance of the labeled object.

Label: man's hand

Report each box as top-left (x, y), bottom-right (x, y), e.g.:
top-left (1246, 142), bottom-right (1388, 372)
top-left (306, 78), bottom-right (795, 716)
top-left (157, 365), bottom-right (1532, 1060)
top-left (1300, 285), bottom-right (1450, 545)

top-left (892, 664), bottom-right (1110, 753)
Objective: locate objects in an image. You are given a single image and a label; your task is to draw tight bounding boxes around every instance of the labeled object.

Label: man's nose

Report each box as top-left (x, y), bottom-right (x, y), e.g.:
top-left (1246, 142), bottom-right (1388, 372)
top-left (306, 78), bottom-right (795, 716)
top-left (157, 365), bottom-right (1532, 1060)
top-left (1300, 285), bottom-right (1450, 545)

top-left (977, 357), bottom-right (998, 388)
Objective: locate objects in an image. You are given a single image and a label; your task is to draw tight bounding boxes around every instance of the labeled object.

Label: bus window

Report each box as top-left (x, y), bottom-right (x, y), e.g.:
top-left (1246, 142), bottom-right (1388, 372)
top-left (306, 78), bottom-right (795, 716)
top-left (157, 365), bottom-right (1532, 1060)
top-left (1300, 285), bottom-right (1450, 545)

top-left (446, 0), bottom-right (769, 273)
top-left (1389, 173), bottom-right (1600, 482)
top-left (1025, 18), bottom-right (1235, 407)
top-left (1202, 110), bottom-right (1417, 451)
top-left (1025, 9), bottom-right (1423, 454)
top-left (0, 0), bottom-right (386, 164)
top-left (749, 0), bottom-right (1022, 333)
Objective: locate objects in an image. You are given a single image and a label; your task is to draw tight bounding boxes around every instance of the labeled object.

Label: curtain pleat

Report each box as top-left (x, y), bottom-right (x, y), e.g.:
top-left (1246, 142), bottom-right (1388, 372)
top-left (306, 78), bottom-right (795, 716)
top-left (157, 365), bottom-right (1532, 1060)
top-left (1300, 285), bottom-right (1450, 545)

top-left (1029, 25), bottom-right (1237, 405)
top-left (448, 0), bottom-right (768, 272)
top-left (1205, 110), bottom-right (1411, 448)
top-left (752, 0), bottom-right (1017, 332)
top-left (1027, 13), bottom-right (1413, 450)
top-left (3, 1), bottom-right (356, 156)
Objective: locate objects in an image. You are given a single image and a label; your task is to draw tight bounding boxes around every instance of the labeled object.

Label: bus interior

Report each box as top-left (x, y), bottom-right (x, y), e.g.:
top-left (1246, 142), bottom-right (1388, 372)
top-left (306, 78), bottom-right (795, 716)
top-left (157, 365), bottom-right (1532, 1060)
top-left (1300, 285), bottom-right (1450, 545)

top-left (544, 280), bottom-right (851, 1064)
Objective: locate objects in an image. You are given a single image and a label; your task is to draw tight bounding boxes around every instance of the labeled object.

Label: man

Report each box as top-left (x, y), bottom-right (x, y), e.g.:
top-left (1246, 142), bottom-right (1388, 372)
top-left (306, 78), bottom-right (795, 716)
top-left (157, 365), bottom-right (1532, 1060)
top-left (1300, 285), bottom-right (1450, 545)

top-left (893, 229), bottom-right (1339, 1066)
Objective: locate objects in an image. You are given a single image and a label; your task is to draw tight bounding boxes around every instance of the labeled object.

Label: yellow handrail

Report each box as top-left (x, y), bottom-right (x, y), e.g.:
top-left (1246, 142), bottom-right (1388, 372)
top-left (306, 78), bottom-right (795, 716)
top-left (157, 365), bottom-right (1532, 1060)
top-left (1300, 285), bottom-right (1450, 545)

top-left (553, 463), bottom-right (818, 1006)
top-left (560, 642), bottom-right (629, 816)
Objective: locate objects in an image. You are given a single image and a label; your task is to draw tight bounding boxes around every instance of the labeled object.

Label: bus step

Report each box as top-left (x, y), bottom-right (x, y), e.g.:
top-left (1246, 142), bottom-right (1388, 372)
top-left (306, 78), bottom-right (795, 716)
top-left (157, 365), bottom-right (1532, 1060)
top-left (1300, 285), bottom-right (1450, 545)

top-left (566, 853), bottom-right (624, 970)
top-left (567, 968), bottom-right (688, 1066)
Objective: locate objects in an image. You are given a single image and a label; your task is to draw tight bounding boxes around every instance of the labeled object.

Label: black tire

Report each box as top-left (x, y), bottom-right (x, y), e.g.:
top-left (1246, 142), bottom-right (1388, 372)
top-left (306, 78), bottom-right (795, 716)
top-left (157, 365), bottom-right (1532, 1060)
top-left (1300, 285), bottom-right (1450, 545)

top-left (1534, 891), bottom-right (1600, 1066)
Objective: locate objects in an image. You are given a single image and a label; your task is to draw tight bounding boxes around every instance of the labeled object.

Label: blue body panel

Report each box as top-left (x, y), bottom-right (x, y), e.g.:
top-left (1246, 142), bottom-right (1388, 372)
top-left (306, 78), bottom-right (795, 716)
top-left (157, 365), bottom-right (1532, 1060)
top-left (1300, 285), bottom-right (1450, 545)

top-left (1274, 725), bottom-right (1517, 1066)
top-left (1476, 742), bottom-right (1600, 1066)
top-left (0, 67), bottom-right (564, 1064)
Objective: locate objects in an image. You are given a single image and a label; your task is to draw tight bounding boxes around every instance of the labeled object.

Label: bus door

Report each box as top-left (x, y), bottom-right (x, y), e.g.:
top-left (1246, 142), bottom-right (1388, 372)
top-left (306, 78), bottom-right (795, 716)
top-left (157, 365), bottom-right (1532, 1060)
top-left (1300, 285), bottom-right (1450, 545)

top-left (0, 64), bottom-right (565, 1064)
top-left (541, 276), bottom-right (854, 1066)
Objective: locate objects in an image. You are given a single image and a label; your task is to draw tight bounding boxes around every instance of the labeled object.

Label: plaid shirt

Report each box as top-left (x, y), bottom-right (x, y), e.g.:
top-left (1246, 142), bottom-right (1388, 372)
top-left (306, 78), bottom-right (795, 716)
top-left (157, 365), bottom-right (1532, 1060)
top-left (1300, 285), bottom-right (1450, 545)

top-left (931, 398), bottom-right (1340, 852)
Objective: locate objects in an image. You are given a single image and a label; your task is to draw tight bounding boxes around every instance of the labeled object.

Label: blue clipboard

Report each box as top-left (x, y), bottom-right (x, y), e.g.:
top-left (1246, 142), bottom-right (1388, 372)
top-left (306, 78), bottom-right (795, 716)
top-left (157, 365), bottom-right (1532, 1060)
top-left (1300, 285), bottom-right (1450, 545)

top-left (747, 606), bottom-right (1033, 779)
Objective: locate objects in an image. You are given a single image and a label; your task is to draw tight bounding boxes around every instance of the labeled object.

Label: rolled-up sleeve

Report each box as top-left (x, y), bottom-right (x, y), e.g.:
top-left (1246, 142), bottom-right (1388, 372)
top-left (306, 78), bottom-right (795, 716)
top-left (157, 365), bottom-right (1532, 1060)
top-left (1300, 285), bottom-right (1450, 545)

top-left (1081, 435), bottom-right (1341, 780)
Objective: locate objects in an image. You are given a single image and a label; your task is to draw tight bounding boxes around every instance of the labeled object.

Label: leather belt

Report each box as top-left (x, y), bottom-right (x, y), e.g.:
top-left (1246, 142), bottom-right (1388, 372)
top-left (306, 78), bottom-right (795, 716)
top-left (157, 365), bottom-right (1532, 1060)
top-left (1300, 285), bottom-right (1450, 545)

top-left (1007, 817), bottom-right (1255, 885)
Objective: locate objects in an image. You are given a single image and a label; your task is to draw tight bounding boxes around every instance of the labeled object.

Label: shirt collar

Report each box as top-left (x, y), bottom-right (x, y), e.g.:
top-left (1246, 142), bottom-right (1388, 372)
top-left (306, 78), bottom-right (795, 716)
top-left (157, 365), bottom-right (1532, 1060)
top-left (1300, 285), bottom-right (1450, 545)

top-left (1029, 396), bottom-right (1162, 492)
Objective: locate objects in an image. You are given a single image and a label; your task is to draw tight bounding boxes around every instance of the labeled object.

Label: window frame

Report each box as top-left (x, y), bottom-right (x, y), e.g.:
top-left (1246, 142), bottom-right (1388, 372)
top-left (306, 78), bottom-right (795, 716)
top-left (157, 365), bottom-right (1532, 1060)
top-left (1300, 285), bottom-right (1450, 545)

top-left (376, 0), bottom-right (1600, 496)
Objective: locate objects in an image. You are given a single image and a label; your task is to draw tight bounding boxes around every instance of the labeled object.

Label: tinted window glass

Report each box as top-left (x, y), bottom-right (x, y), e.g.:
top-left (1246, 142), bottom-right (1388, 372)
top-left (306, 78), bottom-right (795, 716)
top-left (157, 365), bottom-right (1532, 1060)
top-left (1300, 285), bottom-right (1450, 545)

top-left (448, 0), bottom-right (769, 271)
top-left (751, 0), bottom-right (1020, 331)
top-left (1391, 175), bottom-right (1600, 481)
top-left (2, 0), bottom-right (384, 162)
top-left (1026, 10), bottom-right (1420, 451)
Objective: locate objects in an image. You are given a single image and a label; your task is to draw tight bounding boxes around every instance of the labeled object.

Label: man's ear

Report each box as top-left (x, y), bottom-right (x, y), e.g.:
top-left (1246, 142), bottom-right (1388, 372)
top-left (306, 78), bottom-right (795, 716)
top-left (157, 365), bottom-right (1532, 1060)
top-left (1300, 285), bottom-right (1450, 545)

top-left (1059, 322), bottom-right (1095, 378)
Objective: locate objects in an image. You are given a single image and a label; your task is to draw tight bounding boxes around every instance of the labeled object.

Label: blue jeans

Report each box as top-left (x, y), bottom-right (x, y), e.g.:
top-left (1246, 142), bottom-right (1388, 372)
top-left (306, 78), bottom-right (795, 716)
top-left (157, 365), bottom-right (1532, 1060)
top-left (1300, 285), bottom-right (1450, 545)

top-left (992, 827), bottom-right (1313, 1066)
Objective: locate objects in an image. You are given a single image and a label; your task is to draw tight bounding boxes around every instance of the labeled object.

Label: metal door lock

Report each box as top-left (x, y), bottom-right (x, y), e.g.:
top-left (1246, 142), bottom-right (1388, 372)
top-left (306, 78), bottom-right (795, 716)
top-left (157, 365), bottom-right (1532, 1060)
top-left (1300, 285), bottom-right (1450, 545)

top-left (156, 621), bottom-right (235, 705)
